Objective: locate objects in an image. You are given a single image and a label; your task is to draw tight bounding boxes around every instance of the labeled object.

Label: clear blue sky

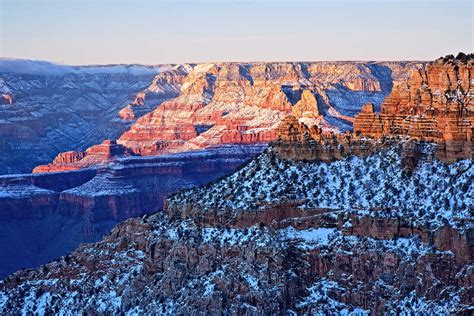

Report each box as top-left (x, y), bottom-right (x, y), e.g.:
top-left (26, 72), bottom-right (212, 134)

top-left (1, 0), bottom-right (472, 65)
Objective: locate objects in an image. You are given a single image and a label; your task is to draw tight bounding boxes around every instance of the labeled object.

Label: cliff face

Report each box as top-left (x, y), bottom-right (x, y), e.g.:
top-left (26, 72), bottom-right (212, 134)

top-left (1, 146), bottom-right (472, 314)
top-left (0, 145), bottom-right (263, 279)
top-left (354, 53), bottom-right (473, 162)
top-left (32, 140), bottom-right (137, 173)
top-left (0, 63), bottom-right (179, 175)
top-left (272, 115), bottom-right (392, 162)
top-left (31, 61), bottom-right (423, 173)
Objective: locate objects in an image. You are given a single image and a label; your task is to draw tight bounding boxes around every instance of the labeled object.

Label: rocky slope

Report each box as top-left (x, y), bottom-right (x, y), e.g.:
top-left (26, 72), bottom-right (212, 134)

top-left (32, 61), bottom-right (423, 173)
top-left (0, 142), bottom-right (472, 314)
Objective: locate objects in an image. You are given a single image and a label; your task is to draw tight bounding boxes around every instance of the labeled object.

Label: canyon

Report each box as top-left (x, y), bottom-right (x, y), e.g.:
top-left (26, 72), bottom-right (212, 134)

top-left (28, 60), bottom-right (423, 172)
top-left (0, 54), bottom-right (472, 313)
top-left (0, 61), bottom-right (177, 175)
top-left (0, 145), bottom-right (263, 279)
top-left (1, 124), bottom-right (472, 314)
top-left (0, 59), bottom-right (423, 278)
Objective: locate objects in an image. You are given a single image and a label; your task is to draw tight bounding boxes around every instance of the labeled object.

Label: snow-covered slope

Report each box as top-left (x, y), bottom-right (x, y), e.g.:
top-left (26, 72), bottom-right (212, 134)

top-left (169, 145), bottom-right (473, 230)
top-left (1, 143), bottom-right (472, 314)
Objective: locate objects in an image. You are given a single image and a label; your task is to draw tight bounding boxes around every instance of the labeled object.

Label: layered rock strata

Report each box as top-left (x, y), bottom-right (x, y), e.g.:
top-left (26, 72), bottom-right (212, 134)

top-left (0, 63), bottom-right (176, 174)
top-left (272, 115), bottom-right (397, 162)
top-left (354, 53), bottom-right (473, 162)
top-left (0, 145), bottom-right (264, 279)
top-left (32, 61), bottom-right (423, 173)
top-left (33, 140), bottom-right (136, 173)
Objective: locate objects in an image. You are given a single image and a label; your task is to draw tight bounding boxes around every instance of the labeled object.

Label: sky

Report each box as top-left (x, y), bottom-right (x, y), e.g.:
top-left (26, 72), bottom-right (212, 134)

top-left (0, 0), bottom-right (472, 65)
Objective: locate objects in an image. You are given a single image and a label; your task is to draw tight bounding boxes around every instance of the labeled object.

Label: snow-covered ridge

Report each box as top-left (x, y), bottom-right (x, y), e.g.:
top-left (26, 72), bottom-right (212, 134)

top-left (168, 144), bottom-right (473, 230)
top-left (0, 58), bottom-right (164, 75)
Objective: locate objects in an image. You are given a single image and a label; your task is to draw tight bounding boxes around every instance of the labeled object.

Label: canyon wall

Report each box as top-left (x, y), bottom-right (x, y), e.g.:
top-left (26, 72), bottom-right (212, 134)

top-left (30, 61), bottom-right (423, 173)
top-left (354, 53), bottom-right (473, 162)
top-left (0, 61), bottom-right (185, 174)
top-left (272, 54), bottom-right (472, 163)
top-left (0, 145), bottom-right (263, 279)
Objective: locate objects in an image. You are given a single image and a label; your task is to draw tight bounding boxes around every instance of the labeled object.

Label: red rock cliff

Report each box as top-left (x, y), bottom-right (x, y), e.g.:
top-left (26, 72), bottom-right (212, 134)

top-left (33, 61), bottom-right (422, 173)
top-left (354, 53), bottom-right (473, 161)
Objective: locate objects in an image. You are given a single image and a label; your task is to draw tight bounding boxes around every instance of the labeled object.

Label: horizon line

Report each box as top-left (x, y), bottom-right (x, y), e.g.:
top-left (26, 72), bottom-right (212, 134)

top-left (1, 56), bottom-right (442, 68)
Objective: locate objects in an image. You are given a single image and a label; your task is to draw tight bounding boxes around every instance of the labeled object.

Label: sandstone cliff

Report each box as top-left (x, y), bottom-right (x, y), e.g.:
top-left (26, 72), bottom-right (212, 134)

top-left (354, 53), bottom-right (473, 162)
top-left (32, 140), bottom-right (136, 173)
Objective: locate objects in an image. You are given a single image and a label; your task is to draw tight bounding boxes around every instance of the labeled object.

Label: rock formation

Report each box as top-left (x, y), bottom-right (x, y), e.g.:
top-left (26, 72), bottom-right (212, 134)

top-left (32, 140), bottom-right (136, 173)
top-left (31, 61), bottom-right (423, 173)
top-left (0, 94), bottom-right (13, 105)
top-left (352, 103), bottom-right (383, 137)
top-left (118, 106), bottom-right (135, 120)
top-left (291, 89), bottom-right (320, 118)
top-left (354, 53), bottom-right (473, 162)
top-left (116, 65), bottom-right (190, 121)
top-left (272, 115), bottom-right (399, 162)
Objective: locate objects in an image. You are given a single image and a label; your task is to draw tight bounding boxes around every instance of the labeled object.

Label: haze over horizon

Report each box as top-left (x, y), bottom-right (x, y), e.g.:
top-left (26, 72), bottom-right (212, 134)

top-left (1, 0), bottom-right (473, 65)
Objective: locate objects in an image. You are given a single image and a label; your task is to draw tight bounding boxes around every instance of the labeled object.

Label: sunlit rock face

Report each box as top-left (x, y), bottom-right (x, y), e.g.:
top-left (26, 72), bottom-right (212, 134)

top-left (0, 94), bottom-right (13, 105)
top-left (354, 53), bottom-right (473, 162)
top-left (32, 140), bottom-right (137, 173)
top-left (31, 61), bottom-right (423, 173)
top-left (116, 61), bottom-right (421, 155)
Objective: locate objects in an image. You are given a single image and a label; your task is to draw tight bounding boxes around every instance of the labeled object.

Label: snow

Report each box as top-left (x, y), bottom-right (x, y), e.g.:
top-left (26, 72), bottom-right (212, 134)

top-left (201, 226), bottom-right (271, 247)
top-left (394, 290), bottom-right (470, 314)
top-left (0, 293), bottom-right (7, 310)
top-left (243, 274), bottom-right (259, 291)
top-left (297, 278), bottom-right (370, 314)
top-left (96, 290), bottom-right (121, 312)
top-left (201, 269), bottom-right (224, 297)
top-left (170, 145), bottom-right (473, 230)
top-left (35, 292), bottom-right (53, 314)
top-left (281, 227), bottom-right (336, 248)
top-left (193, 63), bottom-right (216, 73)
